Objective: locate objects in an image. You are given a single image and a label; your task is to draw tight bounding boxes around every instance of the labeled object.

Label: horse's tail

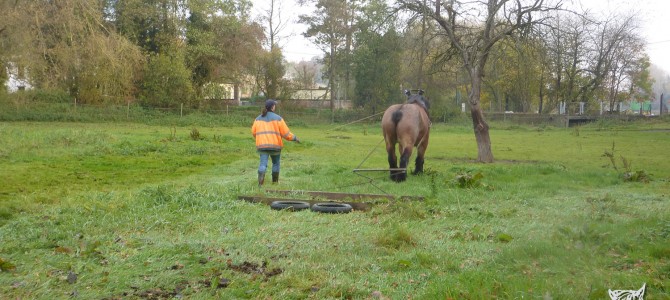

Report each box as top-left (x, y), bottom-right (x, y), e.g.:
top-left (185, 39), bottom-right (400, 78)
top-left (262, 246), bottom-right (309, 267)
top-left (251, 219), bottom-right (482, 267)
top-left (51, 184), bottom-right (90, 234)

top-left (391, 107), bottom-right (403, 126)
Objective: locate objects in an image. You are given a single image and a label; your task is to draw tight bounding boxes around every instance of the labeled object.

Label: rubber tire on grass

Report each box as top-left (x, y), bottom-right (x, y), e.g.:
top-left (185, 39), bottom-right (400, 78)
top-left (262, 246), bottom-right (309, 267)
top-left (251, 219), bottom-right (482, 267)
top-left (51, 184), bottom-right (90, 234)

top-left (270, 201), bottom-right (310, 211)
top-left (310, 203), bottom-right (353, 214)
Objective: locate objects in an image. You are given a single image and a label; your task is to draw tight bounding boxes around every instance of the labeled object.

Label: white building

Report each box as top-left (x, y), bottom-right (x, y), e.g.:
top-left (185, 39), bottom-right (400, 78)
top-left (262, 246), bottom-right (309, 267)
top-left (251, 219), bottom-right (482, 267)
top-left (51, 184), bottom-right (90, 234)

top-left (3, 63), bottom-right (32, 92)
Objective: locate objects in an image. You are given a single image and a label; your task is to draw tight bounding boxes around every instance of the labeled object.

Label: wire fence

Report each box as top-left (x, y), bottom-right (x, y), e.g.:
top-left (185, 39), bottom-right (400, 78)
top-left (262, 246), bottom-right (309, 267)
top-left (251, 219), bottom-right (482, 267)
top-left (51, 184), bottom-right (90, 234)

top-left (0, 100), bottom-right (388, 126)
top-left (1, 98), bottom-right (659, 127)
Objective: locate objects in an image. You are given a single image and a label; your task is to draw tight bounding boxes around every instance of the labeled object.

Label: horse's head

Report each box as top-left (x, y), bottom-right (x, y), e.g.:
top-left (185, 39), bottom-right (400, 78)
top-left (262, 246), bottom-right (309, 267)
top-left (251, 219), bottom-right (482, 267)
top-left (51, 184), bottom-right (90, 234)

top-left (404, 89), bottom-right (430, 111)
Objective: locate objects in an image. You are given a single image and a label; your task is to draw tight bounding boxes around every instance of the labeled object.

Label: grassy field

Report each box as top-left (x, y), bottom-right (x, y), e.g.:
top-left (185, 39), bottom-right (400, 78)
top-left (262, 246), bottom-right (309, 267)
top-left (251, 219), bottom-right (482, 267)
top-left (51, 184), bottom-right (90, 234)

top-left (0, 119), bottom-right (669, 299)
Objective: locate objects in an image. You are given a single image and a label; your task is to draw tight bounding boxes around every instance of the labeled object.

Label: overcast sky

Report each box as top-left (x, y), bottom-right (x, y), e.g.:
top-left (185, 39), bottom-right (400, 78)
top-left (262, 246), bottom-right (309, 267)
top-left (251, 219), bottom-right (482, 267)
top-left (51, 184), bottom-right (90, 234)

top-left (250, 0), bottom-right (670, 73)
top-left (577, 0), bottom-right (670, 73)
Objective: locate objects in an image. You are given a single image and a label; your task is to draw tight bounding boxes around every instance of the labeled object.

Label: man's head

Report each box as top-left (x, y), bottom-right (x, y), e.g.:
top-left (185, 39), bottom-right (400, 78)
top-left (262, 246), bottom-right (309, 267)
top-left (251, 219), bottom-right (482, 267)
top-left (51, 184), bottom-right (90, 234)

top-left (265, 99), bottom-right (277, 111)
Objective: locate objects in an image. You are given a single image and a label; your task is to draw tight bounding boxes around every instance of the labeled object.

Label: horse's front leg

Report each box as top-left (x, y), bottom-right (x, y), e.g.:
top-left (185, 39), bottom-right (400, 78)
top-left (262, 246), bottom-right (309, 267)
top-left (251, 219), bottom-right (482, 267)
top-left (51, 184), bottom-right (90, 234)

top-left (386, 142), bottom-right (399, 181)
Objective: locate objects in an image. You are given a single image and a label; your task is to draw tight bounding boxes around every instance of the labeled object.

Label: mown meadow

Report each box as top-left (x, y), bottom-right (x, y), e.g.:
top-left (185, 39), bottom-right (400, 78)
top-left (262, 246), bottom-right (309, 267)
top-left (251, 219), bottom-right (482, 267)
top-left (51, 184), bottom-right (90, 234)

top-left (0, 118), bottom-right (669, 299)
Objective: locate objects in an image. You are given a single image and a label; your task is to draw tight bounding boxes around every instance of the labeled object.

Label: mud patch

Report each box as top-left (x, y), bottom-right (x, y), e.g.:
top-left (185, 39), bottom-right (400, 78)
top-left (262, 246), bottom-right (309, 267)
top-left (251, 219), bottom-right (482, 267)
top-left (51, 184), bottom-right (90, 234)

top-left (135, 288), bottom-right (178, 299)
top-left (227, 260), bottom-right (283, 280)
top-left (106, 258), bottom-right (282, 298)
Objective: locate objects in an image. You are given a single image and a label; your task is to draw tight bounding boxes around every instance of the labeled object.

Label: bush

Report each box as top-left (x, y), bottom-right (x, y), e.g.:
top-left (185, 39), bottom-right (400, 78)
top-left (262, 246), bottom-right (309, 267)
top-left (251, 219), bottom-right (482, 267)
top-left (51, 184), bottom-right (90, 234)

top-left (30, 89), bottom-right (73, 103)
top-left (140, 52), bottom-right (195, 108)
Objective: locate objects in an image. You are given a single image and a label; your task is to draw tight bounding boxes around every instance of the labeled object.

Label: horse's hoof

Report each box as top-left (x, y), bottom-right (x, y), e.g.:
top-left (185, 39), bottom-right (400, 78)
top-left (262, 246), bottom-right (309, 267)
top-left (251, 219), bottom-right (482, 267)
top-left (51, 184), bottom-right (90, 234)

top-left (392, 174), bottom-right (407, 182)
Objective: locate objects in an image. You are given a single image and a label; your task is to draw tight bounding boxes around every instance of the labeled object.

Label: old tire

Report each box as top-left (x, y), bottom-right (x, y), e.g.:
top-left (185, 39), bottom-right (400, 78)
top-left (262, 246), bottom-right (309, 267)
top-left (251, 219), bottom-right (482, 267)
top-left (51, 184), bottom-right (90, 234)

top-left (310, 203), bottom-right (353, 214)
top-left (270, 201), bottom-right (310, 211)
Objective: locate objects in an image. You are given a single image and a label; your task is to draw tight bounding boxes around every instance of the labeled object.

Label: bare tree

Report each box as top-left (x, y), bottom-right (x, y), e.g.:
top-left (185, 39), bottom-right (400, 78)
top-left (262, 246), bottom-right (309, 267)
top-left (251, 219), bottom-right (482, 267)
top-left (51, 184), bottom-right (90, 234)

top-left (293, 61), bottom-right (319, 89)
top-left (578, 13), bottom-right (645, 111)
top-left (299, 0), bottom-right (360, 111)
top-left (261, 0), bottom-right (289, 51)
top-left (255, 0), bottom-right (290, 99)
top-left (539, 13), bottom-right (590, 113)
top-left (399, 0), bottom-right (561, 162)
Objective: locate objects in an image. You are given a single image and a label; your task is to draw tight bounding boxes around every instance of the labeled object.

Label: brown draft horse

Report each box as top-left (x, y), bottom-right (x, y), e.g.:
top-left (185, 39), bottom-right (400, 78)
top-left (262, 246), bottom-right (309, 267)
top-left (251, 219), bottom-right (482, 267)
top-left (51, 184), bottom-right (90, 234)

top-left (381, 90), bottom-right (431, 182)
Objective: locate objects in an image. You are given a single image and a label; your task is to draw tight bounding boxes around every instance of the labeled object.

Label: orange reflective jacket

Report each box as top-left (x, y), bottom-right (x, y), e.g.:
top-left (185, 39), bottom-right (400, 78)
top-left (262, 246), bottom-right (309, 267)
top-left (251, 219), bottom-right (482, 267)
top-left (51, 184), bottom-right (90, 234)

top-left (251, 112), bottom-right (297, 151)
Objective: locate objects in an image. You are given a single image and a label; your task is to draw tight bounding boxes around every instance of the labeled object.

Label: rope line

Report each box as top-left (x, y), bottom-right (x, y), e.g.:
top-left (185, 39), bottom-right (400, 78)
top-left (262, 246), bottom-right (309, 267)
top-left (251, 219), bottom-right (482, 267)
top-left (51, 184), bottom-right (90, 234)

top-left (356, 137), bottom-right (385, 169)
top-left (326, 111), bottom-right (385, 132)
top-left (324, 111), bottom-right (393, 195)
top-left (351, 172), bottom-right (393, 196)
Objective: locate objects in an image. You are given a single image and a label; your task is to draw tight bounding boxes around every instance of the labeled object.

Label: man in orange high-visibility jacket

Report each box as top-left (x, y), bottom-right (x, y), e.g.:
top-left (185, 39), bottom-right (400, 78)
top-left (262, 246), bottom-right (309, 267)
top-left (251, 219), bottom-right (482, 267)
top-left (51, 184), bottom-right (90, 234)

top-left (251, 99), bottom-right (300, 186)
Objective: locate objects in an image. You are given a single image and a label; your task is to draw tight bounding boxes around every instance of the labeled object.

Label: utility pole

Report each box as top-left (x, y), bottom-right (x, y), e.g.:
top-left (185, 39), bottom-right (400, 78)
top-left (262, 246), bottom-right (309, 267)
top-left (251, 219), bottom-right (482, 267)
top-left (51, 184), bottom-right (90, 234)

top-left (660, 93), bottom-right (665, 116)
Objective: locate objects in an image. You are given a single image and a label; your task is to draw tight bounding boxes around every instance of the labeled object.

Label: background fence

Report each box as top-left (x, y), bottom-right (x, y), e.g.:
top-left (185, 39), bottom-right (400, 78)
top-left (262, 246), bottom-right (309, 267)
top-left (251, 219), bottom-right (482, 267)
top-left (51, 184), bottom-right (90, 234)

top-left (0, 98), bottom-right (661, 127)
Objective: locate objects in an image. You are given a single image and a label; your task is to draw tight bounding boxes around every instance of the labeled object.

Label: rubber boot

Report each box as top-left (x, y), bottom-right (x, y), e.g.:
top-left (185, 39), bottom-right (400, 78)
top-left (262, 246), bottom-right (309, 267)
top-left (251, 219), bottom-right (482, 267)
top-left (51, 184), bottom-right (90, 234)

top-left (272, 172), bottom-right (279, 184)
top-left (258, 172), bottom-right (265, 186)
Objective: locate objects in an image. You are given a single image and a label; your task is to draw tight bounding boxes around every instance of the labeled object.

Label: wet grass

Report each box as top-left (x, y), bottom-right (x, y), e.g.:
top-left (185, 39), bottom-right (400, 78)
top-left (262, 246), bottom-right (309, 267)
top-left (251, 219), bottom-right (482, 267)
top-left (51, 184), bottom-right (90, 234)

top-left (0, 120), bottom-right (669, 299)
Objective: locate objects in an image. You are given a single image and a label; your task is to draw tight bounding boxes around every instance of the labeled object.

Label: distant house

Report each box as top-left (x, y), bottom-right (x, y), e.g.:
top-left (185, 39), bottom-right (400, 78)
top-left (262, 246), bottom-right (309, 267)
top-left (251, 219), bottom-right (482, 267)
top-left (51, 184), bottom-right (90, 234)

top-left (3, 62), bottom-right (32, 92)
top-left (628, 100), bottom-right (653, 115)
top-left (290, 88), bottom-right (329, 101)
top-left (288, 88), bottom-right (352, 109)
top-left (202, 82), bottom-right (253, 100)
top-left (201, 78), bottom-right (255, 108)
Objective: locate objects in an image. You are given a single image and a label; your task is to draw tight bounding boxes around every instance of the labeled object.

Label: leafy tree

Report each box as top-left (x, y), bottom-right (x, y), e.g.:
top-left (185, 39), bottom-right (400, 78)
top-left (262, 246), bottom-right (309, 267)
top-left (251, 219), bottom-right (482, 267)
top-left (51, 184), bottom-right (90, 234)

top-left (0, 0), bottom-right (143, 104)
top-left (399, 0), bottom-right (561, 162)
top-left (140, 49), bottom-right (195, 108)
top-left (353, 29), bottom-right (402, 113)
top-left (0, 0), bottom-right (19, 91)
top-left (628, 55), bottom-right (654, 103)
top-left (185, 0), bottom-right (262, 102)
top-left (485, 39), bottom-right (544, 113)
top-left (253, 47), bottom-right (287, 99)
top-left (113, 0), bottom-right (184, 54)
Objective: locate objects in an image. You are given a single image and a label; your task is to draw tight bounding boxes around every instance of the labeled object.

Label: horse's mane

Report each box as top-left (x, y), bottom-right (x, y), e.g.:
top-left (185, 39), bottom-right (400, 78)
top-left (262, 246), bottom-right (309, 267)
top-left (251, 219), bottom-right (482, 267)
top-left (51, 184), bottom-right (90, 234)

top-left (405, 89), bottom-right (429, 113)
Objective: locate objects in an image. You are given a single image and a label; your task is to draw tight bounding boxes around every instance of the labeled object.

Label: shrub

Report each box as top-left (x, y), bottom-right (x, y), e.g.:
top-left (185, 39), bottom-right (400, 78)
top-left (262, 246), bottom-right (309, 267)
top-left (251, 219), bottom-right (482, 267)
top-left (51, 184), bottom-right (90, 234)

top-left (602, 142), bottom-right (651, 183)
top-left (190, 127), bottom-right (201, 140)
top-left (450, 171), bottom-right (486, 188)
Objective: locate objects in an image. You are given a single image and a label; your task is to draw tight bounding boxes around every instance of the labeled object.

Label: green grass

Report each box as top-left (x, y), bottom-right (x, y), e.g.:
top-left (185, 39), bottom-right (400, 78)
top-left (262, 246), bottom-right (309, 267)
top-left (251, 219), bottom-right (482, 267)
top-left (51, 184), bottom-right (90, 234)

top-left (0, 120), bottom-right (669, 299)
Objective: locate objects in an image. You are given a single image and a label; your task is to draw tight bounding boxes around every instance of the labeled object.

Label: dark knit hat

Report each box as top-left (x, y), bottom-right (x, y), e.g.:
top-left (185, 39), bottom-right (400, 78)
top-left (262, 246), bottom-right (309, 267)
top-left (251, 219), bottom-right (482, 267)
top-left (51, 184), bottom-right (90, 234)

top-left (265, 99), bottom-right (277, 110)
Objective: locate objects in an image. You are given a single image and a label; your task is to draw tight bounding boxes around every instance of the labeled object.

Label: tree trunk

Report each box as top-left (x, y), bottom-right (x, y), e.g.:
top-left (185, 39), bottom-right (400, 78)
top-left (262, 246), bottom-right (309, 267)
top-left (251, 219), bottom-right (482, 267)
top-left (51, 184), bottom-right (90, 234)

top-left (329, 41), bottom-right (336, 111)
top-left (344, 1), bottom-right (353, 108)
top-left (469, 73), bottom-right (494, 163)
top-left (417, 0), bottom-right (427, 88)
top-left (234, 83), bottom-right (240, 105)
top-left (538, 71), bottom-right (544, 114)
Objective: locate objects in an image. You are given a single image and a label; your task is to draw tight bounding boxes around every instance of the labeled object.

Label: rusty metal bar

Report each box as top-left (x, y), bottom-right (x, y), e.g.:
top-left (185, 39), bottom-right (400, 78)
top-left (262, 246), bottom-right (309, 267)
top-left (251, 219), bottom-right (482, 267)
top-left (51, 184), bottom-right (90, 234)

top-left (265, 189), bottom-right (424, 202)
top-left (353, 168), bottom-right (406, 172)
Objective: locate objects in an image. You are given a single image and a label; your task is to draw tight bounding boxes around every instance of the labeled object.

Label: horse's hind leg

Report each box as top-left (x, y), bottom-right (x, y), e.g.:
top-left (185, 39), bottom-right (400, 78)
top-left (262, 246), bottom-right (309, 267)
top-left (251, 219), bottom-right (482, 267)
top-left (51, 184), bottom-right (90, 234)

top-left (413, 137), bottom-right (428, 175)
top-left (386, 142), bottom-right (399, 181)
top-left (413, 155), bottom-right (424, 175)
top-left (397, 146), bottom-right (412, 182)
